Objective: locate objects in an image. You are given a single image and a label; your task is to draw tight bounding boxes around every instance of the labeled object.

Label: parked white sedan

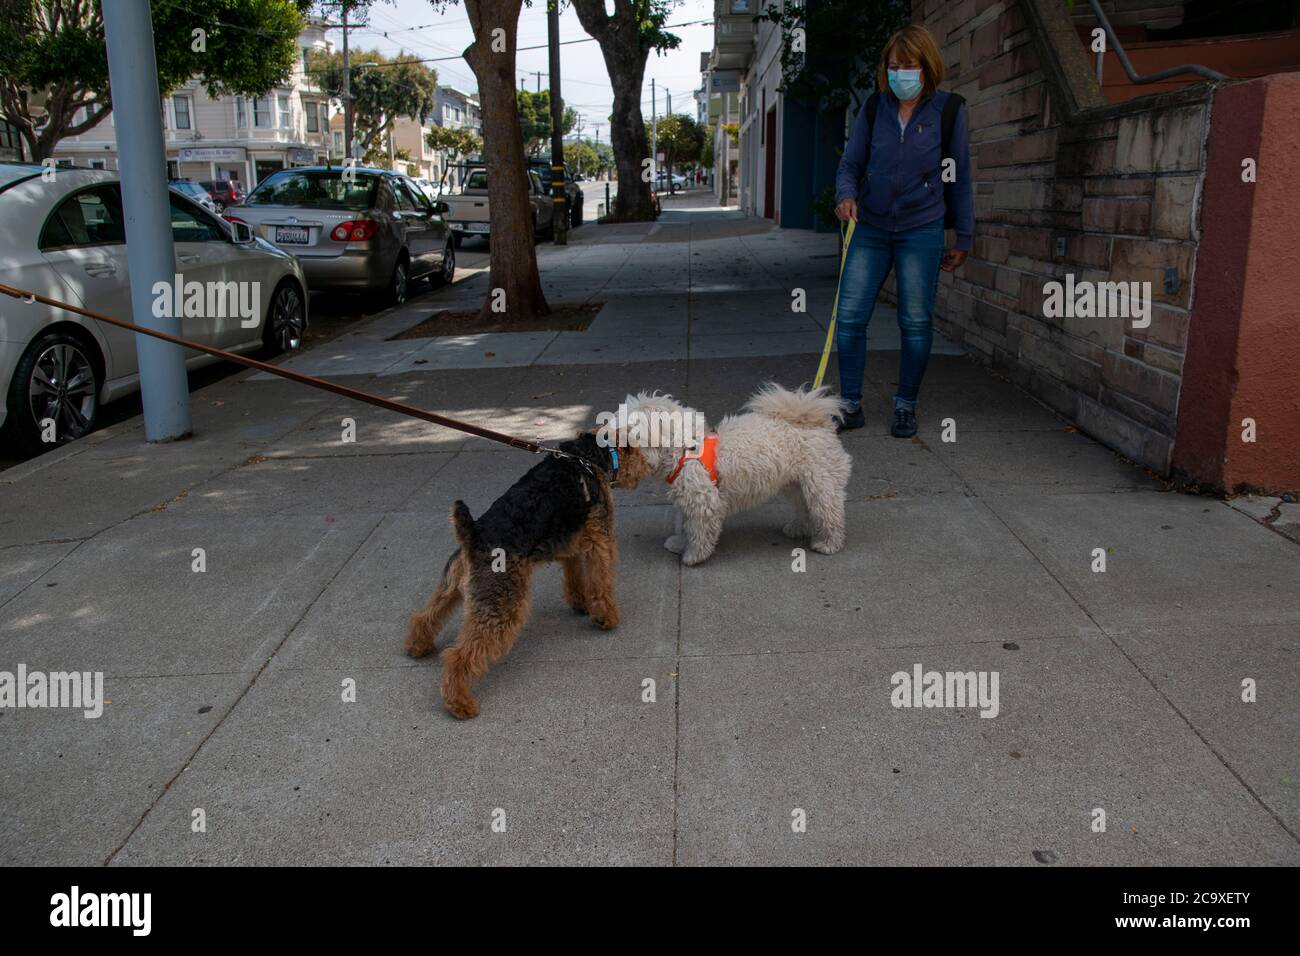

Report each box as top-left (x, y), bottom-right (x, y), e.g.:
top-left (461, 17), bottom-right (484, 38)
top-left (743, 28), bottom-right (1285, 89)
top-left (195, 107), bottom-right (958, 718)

top-left (0, 165), bottom-right (307, 452)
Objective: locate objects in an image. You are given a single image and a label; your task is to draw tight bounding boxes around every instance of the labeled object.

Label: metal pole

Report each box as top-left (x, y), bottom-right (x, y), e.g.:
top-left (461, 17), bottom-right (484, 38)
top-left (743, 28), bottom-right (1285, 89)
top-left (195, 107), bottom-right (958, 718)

top-left (101, 0), bottom-right (190, 442)
top-left (342, 4), bottom-right (353, 159)
top-left (651, 78), bottom-right (657, 195)
top-left (666, 88), bottom-right (673, 194)
top-left (547, 1), bottom-right (567, 245)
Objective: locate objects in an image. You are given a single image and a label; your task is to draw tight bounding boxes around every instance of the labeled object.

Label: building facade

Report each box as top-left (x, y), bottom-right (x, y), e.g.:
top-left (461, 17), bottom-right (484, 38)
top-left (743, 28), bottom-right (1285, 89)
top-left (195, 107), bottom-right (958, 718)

top-left (428, 86), bottom-right (483, 190)
top-left (705, 0), bottom-right (842, 229)
top-left (51, 21), bottom-right (335, 187)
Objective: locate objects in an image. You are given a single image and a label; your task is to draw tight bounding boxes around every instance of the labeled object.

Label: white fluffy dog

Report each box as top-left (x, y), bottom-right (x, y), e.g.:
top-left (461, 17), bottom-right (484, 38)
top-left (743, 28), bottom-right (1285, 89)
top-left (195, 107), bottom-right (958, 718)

top-left (616, 384), bottom-right (851, 565)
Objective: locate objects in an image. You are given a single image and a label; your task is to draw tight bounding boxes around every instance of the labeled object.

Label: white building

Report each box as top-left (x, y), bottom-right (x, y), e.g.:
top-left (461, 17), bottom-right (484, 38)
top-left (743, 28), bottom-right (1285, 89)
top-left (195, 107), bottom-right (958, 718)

top-left (52, 20), bottom-right (335, 188)
top-left (706, 0), bottom-right (837, 230)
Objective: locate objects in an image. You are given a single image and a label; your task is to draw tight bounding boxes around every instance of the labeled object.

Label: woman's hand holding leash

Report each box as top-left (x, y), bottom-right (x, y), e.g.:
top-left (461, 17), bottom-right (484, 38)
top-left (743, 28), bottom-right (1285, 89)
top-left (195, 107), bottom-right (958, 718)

top-left (835, 197), bottom-right (858, 223)
top-left (941, 249), bottom-right (967, 272)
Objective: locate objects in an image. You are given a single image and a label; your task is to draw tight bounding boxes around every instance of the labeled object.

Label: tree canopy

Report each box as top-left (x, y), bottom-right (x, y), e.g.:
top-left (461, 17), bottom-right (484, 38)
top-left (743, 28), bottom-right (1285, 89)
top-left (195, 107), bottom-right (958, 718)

top-left (760, 0), bottom-right (909, 113)
top-left (309, 47), bottom-right (438, 157)
top-left (0, 0), bottom-right (309, 160)
top-left (516, 89), bottom-right (575, 157)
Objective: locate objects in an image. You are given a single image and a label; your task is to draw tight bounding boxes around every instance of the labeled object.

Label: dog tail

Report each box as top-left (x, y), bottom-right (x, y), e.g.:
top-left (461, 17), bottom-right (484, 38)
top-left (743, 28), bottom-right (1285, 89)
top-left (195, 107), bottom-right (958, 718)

top-left (744, 383), bottom-right (841, 430)
top-left (450, 501), bottom-right (481, 553)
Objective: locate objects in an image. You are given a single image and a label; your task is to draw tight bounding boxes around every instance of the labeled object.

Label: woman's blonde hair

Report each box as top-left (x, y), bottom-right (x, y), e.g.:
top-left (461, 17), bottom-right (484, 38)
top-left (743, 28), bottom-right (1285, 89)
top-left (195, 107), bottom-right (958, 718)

top-left (877, 24), bottom-right (946, 97)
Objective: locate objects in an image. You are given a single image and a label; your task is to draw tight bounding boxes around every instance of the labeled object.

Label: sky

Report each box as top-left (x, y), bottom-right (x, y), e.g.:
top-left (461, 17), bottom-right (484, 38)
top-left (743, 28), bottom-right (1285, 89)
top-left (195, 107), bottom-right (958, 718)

top-left (335, 0), bottom-right (716, 143)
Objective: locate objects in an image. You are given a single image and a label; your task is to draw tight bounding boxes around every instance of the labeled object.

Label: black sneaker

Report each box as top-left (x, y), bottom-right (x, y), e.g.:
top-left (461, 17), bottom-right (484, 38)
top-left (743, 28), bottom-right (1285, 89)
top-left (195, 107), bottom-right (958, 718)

top-left (891, 407), bottom-right (917, 438)
top-left (835, 406), bottom-right (865, 433)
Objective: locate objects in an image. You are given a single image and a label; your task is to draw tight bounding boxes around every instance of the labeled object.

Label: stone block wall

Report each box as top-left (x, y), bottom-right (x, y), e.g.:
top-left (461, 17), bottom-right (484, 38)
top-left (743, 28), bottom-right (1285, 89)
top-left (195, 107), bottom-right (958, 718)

top-left (907, 0), bottom-right (1212, 472)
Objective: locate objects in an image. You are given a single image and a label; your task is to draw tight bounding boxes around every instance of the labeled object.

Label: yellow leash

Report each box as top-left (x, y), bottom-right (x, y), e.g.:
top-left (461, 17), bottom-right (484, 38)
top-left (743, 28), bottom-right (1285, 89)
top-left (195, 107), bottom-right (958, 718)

top-left (813, 216), bottom-right (855, 389)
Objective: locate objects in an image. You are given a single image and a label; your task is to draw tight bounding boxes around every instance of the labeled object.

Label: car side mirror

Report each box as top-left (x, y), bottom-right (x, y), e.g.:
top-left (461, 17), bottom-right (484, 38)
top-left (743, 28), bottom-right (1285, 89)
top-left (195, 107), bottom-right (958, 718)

top-left (230, 221), bottom-right (256, 245)
top-left (432, 200), bottom-right (450, 215)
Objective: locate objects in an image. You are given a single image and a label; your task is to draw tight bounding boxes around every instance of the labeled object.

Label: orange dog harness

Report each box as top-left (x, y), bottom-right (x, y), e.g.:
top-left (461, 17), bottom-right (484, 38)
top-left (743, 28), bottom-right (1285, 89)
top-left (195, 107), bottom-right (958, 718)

top-left (666, 433), bottom-right (720, 485)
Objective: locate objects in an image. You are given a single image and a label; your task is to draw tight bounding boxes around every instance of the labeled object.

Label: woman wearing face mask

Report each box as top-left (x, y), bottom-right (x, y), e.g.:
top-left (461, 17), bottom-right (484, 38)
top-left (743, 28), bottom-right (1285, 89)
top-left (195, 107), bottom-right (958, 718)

top-left (832, 24), bottom-right (974, 437)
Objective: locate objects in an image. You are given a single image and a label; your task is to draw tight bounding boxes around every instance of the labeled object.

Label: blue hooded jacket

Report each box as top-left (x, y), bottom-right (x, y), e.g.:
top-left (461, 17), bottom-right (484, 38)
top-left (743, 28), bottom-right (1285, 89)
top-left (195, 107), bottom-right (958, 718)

top-left (835, 88), bottom-right (974, 252)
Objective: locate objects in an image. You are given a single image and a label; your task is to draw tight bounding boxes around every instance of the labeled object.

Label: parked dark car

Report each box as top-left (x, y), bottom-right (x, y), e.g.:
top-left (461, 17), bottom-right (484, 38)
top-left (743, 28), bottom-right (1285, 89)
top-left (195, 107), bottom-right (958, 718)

top-left (169, 178), bottom-right (217, 213)
top-left (527, 159), bottom-right (584, 228)
top-left (201, 179), bottom-right (244, 212)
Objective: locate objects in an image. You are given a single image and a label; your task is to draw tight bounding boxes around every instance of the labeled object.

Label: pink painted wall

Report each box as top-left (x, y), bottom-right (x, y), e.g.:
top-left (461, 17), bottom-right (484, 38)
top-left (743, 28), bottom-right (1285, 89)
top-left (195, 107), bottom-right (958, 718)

top-left (1225, 72), bottom-right (1300, 491)
top-left (1174, 73), bottom-right (1300, 493)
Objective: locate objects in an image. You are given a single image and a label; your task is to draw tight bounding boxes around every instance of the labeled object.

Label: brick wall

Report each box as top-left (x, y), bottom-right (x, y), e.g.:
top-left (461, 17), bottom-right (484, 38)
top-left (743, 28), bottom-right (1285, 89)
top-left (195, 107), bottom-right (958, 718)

top-left (908, 0), bottom-right (1212, 473)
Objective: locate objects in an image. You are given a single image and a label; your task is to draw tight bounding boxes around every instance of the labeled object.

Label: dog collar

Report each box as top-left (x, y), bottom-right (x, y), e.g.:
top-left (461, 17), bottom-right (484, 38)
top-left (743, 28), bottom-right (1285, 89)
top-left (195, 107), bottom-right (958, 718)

top-left (666, 433), bottom-right (719, 485)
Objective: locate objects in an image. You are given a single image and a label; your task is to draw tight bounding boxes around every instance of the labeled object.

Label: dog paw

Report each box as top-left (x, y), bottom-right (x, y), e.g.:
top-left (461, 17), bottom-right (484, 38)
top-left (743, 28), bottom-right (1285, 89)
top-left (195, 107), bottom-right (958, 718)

top-left (404, 632), bottom-right (436, 658)
top-left (681, 550), bottom-right (710, 567)
top-left (591, 611), bottom-right (619, 630)
top-left (782, 521), bottom-right (809, 539)
top-left (444, 696), bottom-right (480, 720)
top-left (664, 535), bottom-right (686, 554)
top-left (811, 537), bottom-right (844, 555)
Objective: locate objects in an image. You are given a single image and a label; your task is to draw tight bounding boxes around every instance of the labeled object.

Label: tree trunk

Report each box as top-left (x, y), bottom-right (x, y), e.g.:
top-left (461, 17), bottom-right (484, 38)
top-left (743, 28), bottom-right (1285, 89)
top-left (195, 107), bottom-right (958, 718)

top-left (607, 68), bottom-right (656, 221)
top-left (571, 0), bottom-right (656, 223)
top-left (463, 0), bottom-right (549, 322)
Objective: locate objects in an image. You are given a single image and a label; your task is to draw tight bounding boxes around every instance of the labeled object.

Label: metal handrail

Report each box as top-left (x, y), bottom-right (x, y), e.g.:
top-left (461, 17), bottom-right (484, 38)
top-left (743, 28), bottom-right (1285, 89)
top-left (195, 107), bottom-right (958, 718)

top-left (1086, 0), bottom-right (1228, 86)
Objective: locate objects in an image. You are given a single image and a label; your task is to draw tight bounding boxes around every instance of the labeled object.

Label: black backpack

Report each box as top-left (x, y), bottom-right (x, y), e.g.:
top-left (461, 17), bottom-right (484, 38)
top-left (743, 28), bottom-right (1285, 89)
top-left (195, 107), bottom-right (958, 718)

top-left (858, 90), bottom-right (965, 229)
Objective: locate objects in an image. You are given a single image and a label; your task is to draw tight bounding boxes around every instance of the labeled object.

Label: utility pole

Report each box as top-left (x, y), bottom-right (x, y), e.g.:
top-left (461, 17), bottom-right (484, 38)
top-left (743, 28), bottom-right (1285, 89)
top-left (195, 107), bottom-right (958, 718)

top-left (341, 3), bottom-right (353, 160)
top-left (666, 89), bottom-right (674, 194)
top-left (547, 1), bottom-right (567, 244)
top-left (101, 0), bottom-right (190, 441)
top-left (651, 78), bottom-right (657, 195)
top-left (534, 71), bottom-right (544, 94)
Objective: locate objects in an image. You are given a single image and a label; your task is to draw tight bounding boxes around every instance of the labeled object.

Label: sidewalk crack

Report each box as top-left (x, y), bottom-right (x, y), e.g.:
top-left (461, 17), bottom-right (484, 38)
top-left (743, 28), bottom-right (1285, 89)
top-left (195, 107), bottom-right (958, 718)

top-left (101, 513), bottom-right (387, 865)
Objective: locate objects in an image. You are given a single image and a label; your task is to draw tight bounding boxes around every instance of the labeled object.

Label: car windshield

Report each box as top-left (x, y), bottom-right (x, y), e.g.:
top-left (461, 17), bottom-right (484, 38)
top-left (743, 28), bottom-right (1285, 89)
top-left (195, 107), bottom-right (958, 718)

top-left (465, 170), bottom-right (488, 189)
top-left (246, 169), bottom-right (379, 209)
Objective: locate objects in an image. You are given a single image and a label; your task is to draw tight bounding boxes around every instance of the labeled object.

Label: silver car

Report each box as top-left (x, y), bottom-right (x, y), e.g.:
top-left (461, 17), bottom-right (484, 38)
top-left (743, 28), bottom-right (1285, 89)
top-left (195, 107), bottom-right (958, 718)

top-left (228, 166), bottom-right (456, 306)
top-left (0, 164), bottom-right (307, 452)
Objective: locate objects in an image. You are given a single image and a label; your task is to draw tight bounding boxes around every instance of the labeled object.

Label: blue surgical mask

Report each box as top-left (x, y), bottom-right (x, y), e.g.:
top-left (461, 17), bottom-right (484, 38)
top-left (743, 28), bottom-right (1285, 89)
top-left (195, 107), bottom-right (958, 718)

top-left (888, 68), bottom-right (924, 101)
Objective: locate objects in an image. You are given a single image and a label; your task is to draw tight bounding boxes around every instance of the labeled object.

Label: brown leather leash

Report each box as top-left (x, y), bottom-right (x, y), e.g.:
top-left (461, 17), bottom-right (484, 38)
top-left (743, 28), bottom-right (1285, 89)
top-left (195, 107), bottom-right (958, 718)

top-left (0, 281), bottom-right (580, 462)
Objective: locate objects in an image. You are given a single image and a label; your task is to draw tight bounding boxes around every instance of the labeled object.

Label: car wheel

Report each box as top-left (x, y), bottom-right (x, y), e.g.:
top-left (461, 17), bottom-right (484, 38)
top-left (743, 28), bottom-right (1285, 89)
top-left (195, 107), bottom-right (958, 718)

top-left (379, 256), bottom-right (409, 309)
top-left (4, 330), bottom-right (102, 454)
top-left (263, 279), bottom-right (305, 353)
top-left (431, 239), bottom-right (455, 288)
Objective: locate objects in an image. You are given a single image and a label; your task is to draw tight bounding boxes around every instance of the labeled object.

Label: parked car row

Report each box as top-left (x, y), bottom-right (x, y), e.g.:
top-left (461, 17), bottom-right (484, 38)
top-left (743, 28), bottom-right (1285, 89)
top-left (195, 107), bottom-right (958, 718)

top-left (439, 162), bottom-right (584, 247)
top-left (223, 166), bottom-right (456, 308)
top-left (0, 164), bottom-right (307, 452)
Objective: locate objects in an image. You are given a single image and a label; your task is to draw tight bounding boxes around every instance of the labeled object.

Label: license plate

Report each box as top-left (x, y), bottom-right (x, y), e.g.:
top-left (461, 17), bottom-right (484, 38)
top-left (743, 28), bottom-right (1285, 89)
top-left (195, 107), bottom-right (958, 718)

top-left (466, 222), bottom-right (489, 233)
top-left (276, 226), bottom-right (309, 244)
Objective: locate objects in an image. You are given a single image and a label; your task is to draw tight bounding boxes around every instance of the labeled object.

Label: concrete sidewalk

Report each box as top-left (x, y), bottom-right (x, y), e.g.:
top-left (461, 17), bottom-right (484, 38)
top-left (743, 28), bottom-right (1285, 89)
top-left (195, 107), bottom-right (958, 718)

top-left (1, 204), bottom-right (1296, 866)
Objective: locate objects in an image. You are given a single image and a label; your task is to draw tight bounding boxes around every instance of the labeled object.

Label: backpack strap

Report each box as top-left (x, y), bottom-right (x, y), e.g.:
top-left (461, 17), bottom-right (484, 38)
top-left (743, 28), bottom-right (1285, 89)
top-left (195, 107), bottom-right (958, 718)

top-left (856, 91), bottom-right (880, 200)
top-left (939, 92), bottom-right (964, 229)
top-left (939, 91), bottom-right (963, 162)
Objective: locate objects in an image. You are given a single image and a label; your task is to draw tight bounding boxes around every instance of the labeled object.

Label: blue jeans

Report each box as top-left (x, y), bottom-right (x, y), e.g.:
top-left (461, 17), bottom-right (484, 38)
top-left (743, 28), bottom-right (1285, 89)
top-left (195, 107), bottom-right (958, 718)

top-left (835, 217), bottom-right (945, 411)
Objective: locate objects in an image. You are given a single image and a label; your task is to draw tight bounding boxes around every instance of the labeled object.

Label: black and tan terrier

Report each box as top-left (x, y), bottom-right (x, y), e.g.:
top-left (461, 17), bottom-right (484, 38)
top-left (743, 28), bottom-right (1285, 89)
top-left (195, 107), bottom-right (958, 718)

top-left (405, 433), bottom-right (651, 719)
